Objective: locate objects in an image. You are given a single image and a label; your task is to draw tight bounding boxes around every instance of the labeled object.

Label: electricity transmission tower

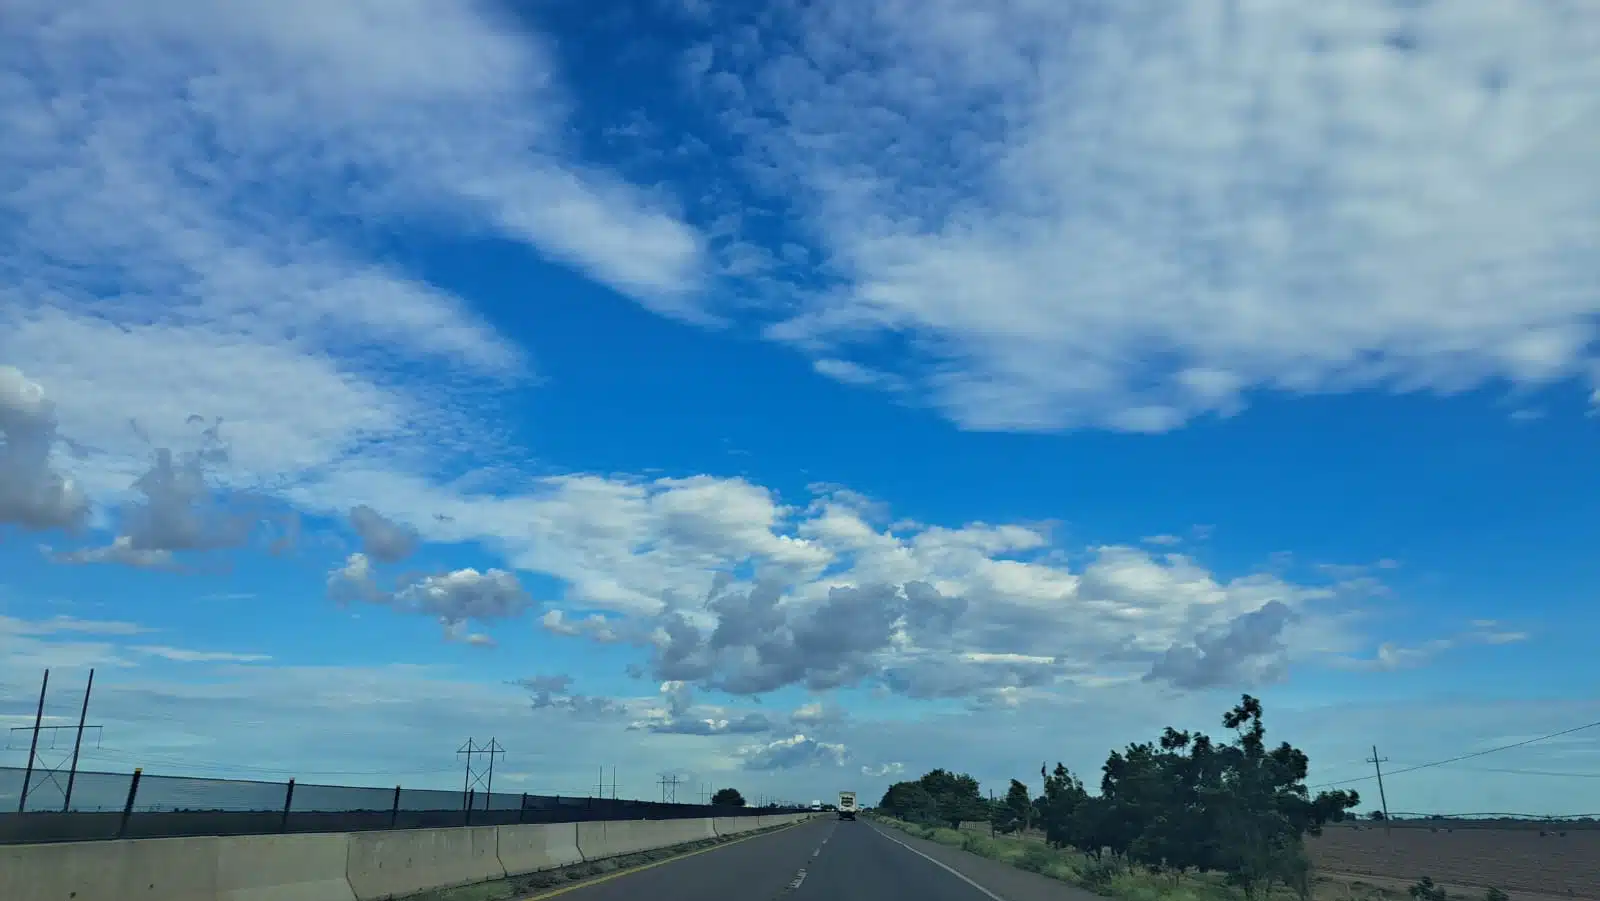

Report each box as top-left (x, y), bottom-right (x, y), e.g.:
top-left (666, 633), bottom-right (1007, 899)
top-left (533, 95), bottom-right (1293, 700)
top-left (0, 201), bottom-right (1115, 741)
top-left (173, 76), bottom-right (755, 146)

top-left (457, 738), bottom-right (504, 810)
top-left (9, 669), bottom-right (102, 813)
top-left (657, 773), bottom-right (681, 803)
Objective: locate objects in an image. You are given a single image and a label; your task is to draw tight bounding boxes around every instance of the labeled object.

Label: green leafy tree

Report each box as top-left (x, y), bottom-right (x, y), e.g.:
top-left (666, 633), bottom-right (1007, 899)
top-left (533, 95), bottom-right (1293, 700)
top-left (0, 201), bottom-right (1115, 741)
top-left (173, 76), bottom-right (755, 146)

top-left (993, 778), bottom-right (1034, 834)
top-left (879, 781), bottom-right (941, 824)
top-left (710, 787), bottom-right (745, 807)
top-left (917, 768), bottom-right (989, 827)
top-left (1035, 763), bottom-right (1089, 849)
top-left (1205, 695), bottom-right (1360, 900)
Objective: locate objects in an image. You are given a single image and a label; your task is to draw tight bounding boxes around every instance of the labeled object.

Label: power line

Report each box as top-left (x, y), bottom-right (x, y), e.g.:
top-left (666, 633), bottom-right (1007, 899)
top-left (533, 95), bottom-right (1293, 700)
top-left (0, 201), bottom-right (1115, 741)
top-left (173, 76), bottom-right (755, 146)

top-left (1312, 719), bottom-right (1600, 789)
top-left (1400, 764), bottom-right (1600, 780)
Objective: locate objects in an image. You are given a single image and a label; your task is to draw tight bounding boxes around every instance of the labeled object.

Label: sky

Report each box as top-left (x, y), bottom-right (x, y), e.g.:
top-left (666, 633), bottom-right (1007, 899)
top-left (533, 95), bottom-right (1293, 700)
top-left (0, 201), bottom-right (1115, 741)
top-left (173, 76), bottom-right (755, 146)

top-left (2, 0), bottom-right (1599, 817)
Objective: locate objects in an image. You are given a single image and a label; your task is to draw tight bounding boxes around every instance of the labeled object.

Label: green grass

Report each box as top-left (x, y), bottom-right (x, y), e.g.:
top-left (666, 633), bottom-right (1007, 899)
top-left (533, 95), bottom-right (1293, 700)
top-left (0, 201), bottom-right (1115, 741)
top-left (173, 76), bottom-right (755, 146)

top-left (866, 815), bottom-right (1261, 901)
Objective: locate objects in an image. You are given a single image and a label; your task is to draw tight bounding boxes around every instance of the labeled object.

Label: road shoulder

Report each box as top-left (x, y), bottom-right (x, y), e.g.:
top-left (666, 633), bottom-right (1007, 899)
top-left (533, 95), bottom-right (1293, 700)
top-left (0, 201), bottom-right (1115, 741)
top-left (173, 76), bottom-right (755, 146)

top-left (868, 822), bottom-right (1108, 901)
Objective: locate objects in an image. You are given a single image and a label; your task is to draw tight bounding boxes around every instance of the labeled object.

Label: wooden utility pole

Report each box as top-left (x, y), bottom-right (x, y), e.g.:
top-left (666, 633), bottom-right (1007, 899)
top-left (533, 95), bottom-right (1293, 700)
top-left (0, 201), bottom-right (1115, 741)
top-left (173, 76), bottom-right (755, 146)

top-left (1367, 745), bottom-right (1391, 831)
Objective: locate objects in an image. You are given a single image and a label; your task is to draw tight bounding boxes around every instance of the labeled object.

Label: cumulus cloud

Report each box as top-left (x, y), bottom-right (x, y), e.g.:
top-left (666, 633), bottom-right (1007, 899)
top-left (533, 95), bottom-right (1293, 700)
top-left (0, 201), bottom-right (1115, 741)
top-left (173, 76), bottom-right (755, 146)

top-left (737, 734), bottom-right (849, 771)
top-left (522, 492), bottom-right (1360, 702)
top-left (348, 505), bottom-right (419, 563)
top-left (0, 366), bottom-right (90, 531)
top-left (861, 762), bottom-right (905, 779)
top-left (1144, 600), bottom-right (1299, 690)
top-left (629, 680), bottom-right (775, 735)
top-left (326, 553), bottom-right (531, 643)
top-left (515, 675), bottom-right (626, 718)
top-left (397, 568), bottom-right (532, 625)
top-left (689, 0), bottom-right (1600, 431)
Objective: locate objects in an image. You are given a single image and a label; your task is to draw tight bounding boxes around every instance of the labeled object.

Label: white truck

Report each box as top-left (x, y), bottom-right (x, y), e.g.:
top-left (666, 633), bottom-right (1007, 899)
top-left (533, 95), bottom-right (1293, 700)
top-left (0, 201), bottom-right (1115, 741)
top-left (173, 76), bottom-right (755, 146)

top-left (837, 790), bottom-right (857, 820)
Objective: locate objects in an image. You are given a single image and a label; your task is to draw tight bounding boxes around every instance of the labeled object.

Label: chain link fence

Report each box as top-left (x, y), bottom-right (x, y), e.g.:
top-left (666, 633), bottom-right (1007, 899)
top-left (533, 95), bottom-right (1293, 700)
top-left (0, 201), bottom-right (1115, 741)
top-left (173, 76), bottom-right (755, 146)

top-left (0, 765), bottom-right (794, 844)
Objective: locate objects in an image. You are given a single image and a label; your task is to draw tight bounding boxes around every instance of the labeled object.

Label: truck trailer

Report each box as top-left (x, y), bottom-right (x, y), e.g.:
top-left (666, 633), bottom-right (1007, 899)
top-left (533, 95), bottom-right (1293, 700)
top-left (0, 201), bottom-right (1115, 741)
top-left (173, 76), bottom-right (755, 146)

top-left (838, 790), bottom-right (857, 820)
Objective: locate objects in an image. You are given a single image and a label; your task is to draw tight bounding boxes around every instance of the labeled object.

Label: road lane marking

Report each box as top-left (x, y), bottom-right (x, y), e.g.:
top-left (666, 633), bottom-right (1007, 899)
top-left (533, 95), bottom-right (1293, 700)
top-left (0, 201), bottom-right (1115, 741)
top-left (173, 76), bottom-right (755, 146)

top-left (790, 868), bottom-right (808, 889)
top-left (519, 820), bottom-right (812, 900)
top-left (868, 825), bottom-right (1010, 901)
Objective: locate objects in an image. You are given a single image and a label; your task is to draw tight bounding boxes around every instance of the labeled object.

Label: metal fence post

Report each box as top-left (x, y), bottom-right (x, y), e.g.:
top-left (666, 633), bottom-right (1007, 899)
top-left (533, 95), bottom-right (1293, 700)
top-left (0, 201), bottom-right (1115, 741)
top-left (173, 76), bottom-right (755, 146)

top-left (280, 779), bottom-right (296, 833)
top-left (519, 793), bottom-right (528, 824)
top-left (465, 789), bottom-right (474, 826)
top-left (390, 785), bottom-right (401, 829)
top-left (117, 768), bottom-right (143, 838)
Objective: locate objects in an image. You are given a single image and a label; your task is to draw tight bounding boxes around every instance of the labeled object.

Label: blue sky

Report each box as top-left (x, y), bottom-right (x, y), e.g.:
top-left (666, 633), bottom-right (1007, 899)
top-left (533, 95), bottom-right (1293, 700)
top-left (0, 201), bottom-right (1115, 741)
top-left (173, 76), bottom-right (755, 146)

top-left (2, 0), bottom-right (1599, 816)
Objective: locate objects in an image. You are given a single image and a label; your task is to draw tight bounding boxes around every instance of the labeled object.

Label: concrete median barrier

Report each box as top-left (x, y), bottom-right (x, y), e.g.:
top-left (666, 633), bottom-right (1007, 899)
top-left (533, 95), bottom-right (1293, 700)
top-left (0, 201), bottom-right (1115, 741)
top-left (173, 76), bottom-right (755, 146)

top-left (576, 817), bottom-right (717, 861)
top-left (345, 826), bottom-right (502, 901)
top-left (712, 816), bottom-right (764, 836)
top-left (0, 835), bottom-right (221, 901)
top-left (216, 833), bottom-right (356, 901)
top-left (3, 814), bottom-right (811, 901)
top-left (495, 823), bottom-right (583, 876)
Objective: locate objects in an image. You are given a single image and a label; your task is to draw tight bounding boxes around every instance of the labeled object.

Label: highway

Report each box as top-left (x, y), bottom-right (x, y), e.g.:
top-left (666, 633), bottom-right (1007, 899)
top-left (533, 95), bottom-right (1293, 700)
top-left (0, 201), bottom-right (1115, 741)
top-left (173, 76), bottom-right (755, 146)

top-left (535, 817), bottom-right (1104, 901)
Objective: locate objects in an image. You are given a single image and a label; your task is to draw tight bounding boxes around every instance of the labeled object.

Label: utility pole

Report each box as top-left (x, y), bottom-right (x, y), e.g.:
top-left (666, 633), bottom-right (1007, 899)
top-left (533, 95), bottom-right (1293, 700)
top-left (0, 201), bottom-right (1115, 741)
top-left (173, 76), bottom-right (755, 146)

top-left (611, 765), bottom-right (617, 801)
top-left (1367, 745), bottom-right (1391, 830)
top-left (598, 765), bottom-right (605, 801)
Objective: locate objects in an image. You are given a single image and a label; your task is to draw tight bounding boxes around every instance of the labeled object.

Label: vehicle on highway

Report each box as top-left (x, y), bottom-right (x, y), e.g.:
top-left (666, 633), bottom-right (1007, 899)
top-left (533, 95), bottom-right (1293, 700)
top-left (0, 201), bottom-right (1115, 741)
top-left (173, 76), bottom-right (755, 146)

top-left (837, 790), bottom-right (857, 820)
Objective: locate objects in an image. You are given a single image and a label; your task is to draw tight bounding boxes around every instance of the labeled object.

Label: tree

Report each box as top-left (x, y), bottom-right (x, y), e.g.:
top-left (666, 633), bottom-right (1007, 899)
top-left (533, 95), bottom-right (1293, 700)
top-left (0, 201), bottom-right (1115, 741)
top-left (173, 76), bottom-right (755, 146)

top-left (1035, 763), bottom-right (1089, 849)
top-left (1204, 695), bottom-right (1360, 900)
top-left (710, 787), bottom-right (745, 807)
top-left (994, 778), bottom-right (1034, 834)
top-left (918, 768), bottom-right (989, 827)
top-left (879, 780), bottom-right (941, 824)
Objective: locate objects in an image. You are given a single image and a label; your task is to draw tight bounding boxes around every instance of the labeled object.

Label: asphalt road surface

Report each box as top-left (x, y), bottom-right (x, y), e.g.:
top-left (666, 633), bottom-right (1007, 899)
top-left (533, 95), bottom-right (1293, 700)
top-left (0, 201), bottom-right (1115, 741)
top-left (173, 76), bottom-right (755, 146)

top-left (535, 817), bottom-right (1104, 901)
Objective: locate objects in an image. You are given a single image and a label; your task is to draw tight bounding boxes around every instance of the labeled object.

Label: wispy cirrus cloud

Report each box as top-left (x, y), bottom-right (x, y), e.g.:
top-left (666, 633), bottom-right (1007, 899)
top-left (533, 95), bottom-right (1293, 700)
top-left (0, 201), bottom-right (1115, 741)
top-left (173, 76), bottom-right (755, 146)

top-left (0, 0), bottom-right (709, 532)
top-left (689, 0), bottom-right (1600, 432)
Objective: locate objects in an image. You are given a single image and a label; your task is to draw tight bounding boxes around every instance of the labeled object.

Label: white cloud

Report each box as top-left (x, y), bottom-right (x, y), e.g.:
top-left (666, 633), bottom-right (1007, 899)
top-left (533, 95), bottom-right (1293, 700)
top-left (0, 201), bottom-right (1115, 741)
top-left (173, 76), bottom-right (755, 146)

top-left (50, 535), bottom-right (178, 570)
top-left (736, 734), bottom-right (850, 771)
top-left (694, 0), bottom-right (1600, 431)
top-left (528, 491), bottom-right (1368, 702)
top-left (628, 681), bottom-right (774, 736)
top-left (515, 675), bottom-right (628, 718)
top-left (131, 645), bottom-right (271, 664)
top-left (396, 568), bottom-right (532, 624)
top-left (324, 552), bottom-right (532, 644)
top-left (0, 366), bottom-right (90, 532)
top-left (1331, 620), bottom-right (1531, 672)
top-left (1144, 600), bottom-right (1299, 690)
top-left (347, 505), bottom-right (419, 564)
top-left (0, 0), bottom-right (713, 553)
top-left (540, 610), bottom-right (621, 643)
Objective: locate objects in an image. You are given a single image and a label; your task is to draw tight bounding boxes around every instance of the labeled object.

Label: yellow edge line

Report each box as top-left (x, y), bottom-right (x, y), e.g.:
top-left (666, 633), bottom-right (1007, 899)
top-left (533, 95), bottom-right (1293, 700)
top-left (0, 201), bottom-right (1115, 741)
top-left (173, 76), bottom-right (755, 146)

top-left (520, 820), bottom-right (808, 901)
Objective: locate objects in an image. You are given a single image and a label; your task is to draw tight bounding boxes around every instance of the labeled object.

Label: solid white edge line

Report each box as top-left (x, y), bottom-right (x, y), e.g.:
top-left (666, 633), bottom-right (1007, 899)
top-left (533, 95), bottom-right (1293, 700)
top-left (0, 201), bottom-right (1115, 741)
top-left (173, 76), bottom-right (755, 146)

top-left (868, 824), bottom-right (1010, 901)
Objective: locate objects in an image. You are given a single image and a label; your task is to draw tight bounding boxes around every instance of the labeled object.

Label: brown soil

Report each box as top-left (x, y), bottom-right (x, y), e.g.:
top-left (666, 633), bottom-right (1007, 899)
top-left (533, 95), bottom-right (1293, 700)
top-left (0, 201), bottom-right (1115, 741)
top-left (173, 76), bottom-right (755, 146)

top-left (1307, 823), bottom-right (1599, 900)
